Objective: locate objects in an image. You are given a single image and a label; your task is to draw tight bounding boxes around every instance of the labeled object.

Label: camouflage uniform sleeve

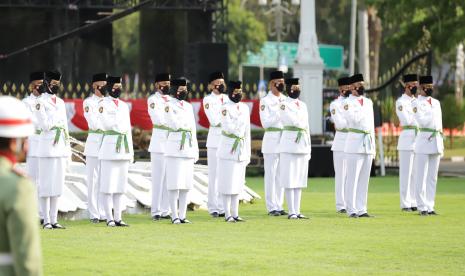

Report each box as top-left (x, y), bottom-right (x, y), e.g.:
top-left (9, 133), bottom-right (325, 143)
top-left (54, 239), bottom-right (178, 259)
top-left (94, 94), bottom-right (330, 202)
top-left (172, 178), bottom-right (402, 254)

top-left (6, 177), bottom-right (43, 276)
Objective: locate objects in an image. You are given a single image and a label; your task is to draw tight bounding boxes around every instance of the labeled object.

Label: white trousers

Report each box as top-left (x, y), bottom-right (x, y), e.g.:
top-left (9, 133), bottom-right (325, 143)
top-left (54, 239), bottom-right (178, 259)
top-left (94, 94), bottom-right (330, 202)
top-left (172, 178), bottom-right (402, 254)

top-left (39, 196), bottom-right (59, 224)
top-left (333, 151), bottom-right (346, 211)
top-left (399, 150), bottom-right (417, 208)
top-left (345, 153), bottom-right (373, 216)
top-left (102, 193), bottom-right (123, 222)
top-left (207, 148), bottom-right (224, 214)
top-left (150, 152), bottom-right (170, 216)
top-left (86, 156), bottom-right (105, 219)
top-left (263, 153), bottom-right (284, 212)
top-left (26, 156), bottom-right (42, 219)
top-left (169, 189), bottom-right (189, 220)
top-left (285, 188), bottom-right (302, 215)
top-left (414, 153), bottom-right (440, 212)
top-left (222, 194), bottom-right (239, 219)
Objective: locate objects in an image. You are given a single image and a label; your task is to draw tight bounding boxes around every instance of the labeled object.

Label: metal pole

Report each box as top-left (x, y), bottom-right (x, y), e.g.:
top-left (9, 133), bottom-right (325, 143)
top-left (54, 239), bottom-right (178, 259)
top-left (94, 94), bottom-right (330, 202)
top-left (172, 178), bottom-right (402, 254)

top-left (377, 127), bottom-right (386, 176)
top-left (349, 0), bottom-right (357, 74)
top-left (276, 6), bottom-right (283, 69)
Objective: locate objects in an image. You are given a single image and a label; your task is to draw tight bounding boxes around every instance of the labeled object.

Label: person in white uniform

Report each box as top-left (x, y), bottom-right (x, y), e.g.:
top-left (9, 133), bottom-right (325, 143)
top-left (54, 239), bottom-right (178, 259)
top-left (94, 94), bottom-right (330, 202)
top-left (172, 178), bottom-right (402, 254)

top-left (203, 71), bottom-right (227, 218)
top-left (217, 81), bottom-right (251, 223)
top-left (22, 71), bottom-right (45, 223)
top-left (343, 74), bottom-right (376, 218)
top-left (329, 76), bottom-right (351, 214)
top-left (147, 73), bottom-right (172, 221)
top-left (164, 78), bottom-right (199, 224)
top-left (413, 75), bottom-right (443, 216)
top-left (83, 73), bottom-right (107, 223)
top-left (396, 74), bottom-right (419, 212)
top-left (278, 78), bottom-right (311, 219)
top-left (98, 76), bottom-right (133, 227)
top-left (260, 70), bottom-right (287, 216)
top-left (34, 70), bottom-right (70, 229)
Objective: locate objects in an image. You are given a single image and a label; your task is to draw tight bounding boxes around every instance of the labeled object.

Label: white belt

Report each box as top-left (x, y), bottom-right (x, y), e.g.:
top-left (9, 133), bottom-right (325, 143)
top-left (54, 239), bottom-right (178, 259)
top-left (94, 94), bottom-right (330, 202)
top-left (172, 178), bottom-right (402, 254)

top-left (0, 253), bottom-right (13, 266)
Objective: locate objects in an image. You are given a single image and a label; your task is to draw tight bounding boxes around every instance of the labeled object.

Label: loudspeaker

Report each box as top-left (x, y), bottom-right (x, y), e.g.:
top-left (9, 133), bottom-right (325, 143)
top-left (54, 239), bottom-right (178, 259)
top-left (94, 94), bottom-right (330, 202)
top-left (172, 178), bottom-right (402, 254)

top-left (185, 42), bottom-right (228, 83)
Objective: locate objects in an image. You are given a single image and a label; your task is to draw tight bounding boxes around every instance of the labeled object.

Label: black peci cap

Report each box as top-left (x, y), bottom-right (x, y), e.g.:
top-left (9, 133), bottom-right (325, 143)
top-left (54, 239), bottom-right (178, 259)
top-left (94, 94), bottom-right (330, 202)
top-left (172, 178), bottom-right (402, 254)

top-left (285, 78), bottom-right (299, 85)
top-left (228, 80), bottom-right (242, 90)
top-left (46, 70), bottom-right (62, 81)
top-left (29, 71), bottom-right (44, 82)
top-left (419, 75), bottom-right (433, 85)
top-left (107, 76), bottom-right (122, 84)
top-left (92, 73), bottom-right (108, 83)
top-left (402, 74), bottom-right (418, 83)
top-left (349, 74), bottom-right (364, 84)
top-left (337, 76), bottom-right (351, 86)
top-left (208, 71), bottom-right (225, 83)
top-left (269, 70), bottom-right (284, 80)
top-left (155, 73), bottom-right (171, 82)
top-left (171, 78), bottom-right (187, 86)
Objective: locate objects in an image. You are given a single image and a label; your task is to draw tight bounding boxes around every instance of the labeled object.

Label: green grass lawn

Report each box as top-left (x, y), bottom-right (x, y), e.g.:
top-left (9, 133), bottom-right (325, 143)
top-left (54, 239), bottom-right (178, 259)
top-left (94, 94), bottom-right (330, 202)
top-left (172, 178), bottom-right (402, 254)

top-left (41, 177), bottom-right (465, 275)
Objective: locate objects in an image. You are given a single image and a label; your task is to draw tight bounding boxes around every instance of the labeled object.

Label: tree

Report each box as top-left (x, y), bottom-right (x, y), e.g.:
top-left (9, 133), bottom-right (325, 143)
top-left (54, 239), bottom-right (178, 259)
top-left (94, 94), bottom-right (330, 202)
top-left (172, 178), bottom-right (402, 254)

top-left (113, 11), bottom-right (140, 75)
top-left (442, 94), bottom-right (465, 148)
top-left (227, 0), bottom-right (266, 79)
top-left (367, 0), bottom-right (465, 54)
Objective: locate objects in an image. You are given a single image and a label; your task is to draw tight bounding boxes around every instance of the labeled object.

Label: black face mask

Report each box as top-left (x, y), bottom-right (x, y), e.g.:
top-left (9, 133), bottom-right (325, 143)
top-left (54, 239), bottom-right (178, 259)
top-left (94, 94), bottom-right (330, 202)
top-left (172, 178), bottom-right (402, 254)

top-left (109, 87), bottom-right (122, 98)
top-left (409, 86), bottom-right (417, 95)
top-left (356, 86), bottom-right (365, 95)
top-left (288, 89), bottom-right (301, 99)
top-left (229, 92), bottom-right (242, 103)
top-left (37, 83), bottom-right (47, 94)
top-left (48, 84), bottom-right (59, 95)
top-left (97, 85), bottom-right (107, 94)
top-left (160, 85), bottom-right (170, 95)
top-left (424, 88), bottom-right (433, 96)
top-left (215, 84), bottom-right (225, 93)
top-left (176, 90), bottom-right (188, 101)
top-left (275, 83), bottom-right (284, 92)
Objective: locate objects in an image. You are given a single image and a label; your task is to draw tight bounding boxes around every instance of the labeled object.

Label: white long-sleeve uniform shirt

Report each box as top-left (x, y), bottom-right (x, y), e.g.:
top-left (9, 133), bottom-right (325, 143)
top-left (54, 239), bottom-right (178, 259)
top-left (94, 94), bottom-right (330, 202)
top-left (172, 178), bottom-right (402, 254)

top-left (395, 93), bottom-right (418, 151)
top-left (259, 91), bottom-right (286, 154)
top-left (329, 96), bottom-right (348, 152)
top-left (413, 95), bottom-right (444, 155)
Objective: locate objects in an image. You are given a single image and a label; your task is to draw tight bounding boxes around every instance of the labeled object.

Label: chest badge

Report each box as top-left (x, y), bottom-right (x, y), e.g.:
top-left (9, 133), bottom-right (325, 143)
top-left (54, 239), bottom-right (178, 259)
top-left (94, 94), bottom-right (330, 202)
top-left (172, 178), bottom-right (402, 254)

top-left (413, 107), bottom-right (417, 113)
top-left (205, 103), bottom-right (209, 109)
top-left (280, 104), bottom-right (285, 110)
top-left (260, 105), bottom-right (265, 111)
top-left (344, 104), bottom-right (349, 110)
top-left (150, 103), bottom-right (155, 109)
top-left (398, 105), bottom-right (403, 111)
top-left (85, 106), bottom-right (89, 113)
top-left (331, 109), bottom-right (335, 115)
top-left (99, 106), bottom-right (103, 113)
top-left (165, 106), bottom-right (169, 113)
top-left (35, 103), bottom-right (40, 110)
top-left (222, 109), bottom-right (227, 116)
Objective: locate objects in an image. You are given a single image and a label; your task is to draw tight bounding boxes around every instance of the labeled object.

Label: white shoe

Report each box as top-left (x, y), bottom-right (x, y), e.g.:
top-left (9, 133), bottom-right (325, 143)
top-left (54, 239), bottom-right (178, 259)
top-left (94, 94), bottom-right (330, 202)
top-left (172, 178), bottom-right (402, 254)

top-left (225, 216), bottom-right (236, 223)
top-left (172, 218), bottom-right (181, 224)
top-left (106, 220), bottom-right (116, 227)
top-left (288, 214), bottom-right (298, 220)
top-left (43, 223), bottom-right (53, 230)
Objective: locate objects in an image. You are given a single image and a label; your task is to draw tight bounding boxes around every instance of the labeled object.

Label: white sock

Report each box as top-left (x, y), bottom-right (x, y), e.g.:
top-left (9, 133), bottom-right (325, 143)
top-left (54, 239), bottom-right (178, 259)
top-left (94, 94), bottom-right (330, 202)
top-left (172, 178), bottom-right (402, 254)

top-left (50, 196), bottom-right (59, 224)
top-left (102, 193), bottom-right (114, 222)
top-left (231, 194), bottom-right (239, 218)
top-left (169, 190), bottom-right (180, 220)
top-left (178, 190), bottom-right (189, 220)
top-left (40, 197), bottom-right (50, 224)
top-left (222, 194), bottom-right (232, 218)
top-left (294, 188), bottom-right (302, 215)
top-left (113, 193), bottom-right (123, 222)
top-left (285, 189), bottom-right (296, 215)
